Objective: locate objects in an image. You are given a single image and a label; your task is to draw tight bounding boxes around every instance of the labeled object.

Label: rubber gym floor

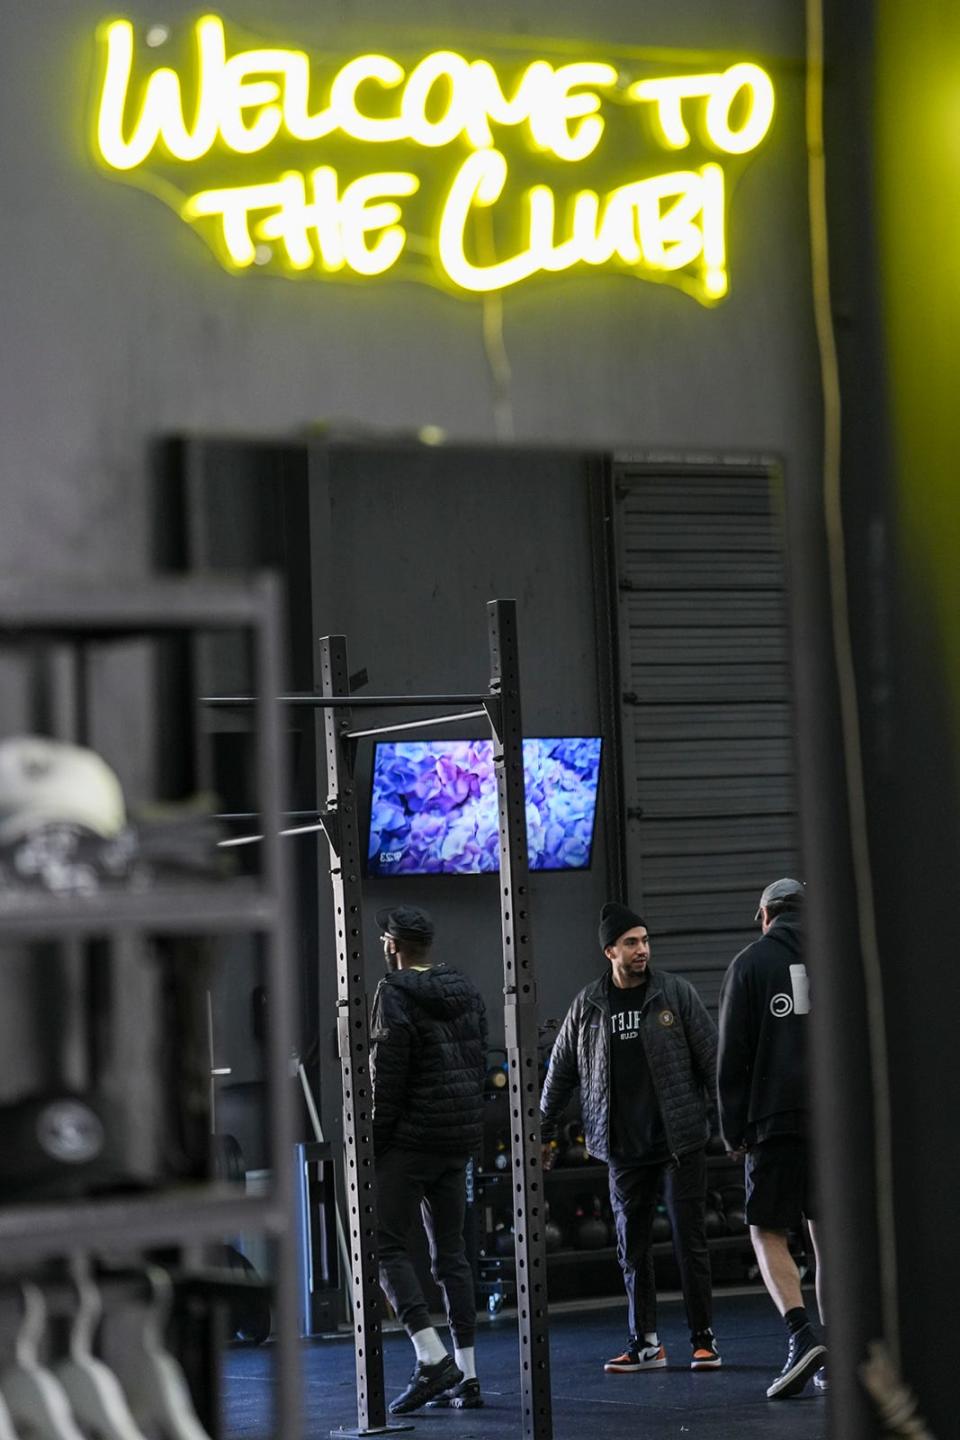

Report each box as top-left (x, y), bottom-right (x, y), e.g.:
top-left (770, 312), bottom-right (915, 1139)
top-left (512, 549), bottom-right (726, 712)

top-left (223, 1289), bottom-right (828, 1438)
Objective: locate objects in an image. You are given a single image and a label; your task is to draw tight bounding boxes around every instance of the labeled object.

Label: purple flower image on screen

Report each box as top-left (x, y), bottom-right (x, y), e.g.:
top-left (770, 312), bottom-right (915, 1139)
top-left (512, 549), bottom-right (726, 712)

top-left (367, 737), bottom-right (602, 876)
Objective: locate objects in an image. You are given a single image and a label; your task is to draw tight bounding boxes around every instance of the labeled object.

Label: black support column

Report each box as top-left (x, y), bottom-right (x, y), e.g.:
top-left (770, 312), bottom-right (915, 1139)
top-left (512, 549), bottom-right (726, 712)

top-left (488, 600), bottom-right (553, 1440)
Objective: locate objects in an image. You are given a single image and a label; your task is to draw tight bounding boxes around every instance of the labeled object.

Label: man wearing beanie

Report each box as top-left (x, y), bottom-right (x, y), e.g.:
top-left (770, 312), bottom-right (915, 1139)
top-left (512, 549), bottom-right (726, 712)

top-left (540, 901), bottom-right (720, 1373)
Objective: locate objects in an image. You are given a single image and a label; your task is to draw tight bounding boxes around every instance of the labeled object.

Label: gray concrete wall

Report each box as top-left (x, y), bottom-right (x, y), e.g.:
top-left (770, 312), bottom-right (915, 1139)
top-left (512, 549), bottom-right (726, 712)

top-left (319, 443), bottom-right (607, 1028)
top-left (1, 0), bottom-right (814, 584)
top-left (0, 0), bottom-right (819, 1133)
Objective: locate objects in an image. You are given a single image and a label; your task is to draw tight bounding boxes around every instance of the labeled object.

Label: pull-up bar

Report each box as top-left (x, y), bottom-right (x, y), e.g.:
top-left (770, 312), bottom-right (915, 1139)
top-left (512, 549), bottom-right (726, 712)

top-left (202, 691), bottom-right (497, 709)
top-left (345, 706), bottom-right (490, 740)
top-left (203, 691), bottom-right (499, 746)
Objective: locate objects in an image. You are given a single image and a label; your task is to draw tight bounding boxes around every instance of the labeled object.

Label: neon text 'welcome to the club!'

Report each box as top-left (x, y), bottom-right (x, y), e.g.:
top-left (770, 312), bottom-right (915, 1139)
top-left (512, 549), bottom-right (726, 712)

top-left (94, 16), bottom-right (776, 300)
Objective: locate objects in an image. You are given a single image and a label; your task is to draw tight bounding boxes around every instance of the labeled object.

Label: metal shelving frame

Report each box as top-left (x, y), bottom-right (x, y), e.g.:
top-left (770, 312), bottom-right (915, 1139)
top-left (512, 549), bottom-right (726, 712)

top-left (0, 575), bottom-right (301, 1439)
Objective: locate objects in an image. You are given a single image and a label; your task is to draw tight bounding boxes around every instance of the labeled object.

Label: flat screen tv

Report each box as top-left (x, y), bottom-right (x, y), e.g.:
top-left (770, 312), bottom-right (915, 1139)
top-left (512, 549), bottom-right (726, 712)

top-left (367, 737), bottom-right (602, 876)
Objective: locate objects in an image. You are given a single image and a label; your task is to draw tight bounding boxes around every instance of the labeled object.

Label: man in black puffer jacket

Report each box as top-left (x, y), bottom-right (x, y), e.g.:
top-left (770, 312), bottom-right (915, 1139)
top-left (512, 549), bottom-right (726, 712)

top-left (370, 905), bottom-right (487, 1415)
top-left (540, 902), bottom-right (719, 1374)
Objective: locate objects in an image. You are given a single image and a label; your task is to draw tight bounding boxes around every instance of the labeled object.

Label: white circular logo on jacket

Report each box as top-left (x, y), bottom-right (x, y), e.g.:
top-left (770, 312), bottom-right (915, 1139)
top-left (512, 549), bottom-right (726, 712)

top-left (770, 993), bottom-right (794, 1018)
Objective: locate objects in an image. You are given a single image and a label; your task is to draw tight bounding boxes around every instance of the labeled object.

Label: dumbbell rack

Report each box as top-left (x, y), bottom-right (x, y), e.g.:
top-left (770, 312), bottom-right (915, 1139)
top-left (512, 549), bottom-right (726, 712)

top-left (0, 576), bottom-right (301, 1437)
top-left (477, 1115), bottom-right (760, 1306)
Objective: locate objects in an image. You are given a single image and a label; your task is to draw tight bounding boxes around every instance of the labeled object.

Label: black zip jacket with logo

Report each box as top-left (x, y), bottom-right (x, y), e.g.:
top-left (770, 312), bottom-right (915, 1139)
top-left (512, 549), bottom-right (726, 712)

top-left (716, 915), bottom-right (809, 1148)
top-left (370, 964), bottom-right (487, 1156)
top-left (540, 967), bottom-right (718, 1163)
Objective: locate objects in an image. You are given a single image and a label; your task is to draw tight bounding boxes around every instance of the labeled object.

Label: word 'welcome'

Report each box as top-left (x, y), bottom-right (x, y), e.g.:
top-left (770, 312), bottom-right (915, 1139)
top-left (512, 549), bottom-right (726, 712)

top-left (94, 16), bottom-right (776, 299)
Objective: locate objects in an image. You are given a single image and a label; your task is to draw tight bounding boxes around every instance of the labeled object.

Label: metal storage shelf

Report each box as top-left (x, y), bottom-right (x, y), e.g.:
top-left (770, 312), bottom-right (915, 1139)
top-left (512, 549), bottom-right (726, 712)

top-left (0, 574), bottom-right (301, 1436)
top-left (479, 1165), bottom-right (607, 1186)
top-left (0, 1185), bottom-right (287, 1263)
top-left (479, 1155), bottom-right (752, 1309)
top-left (0, 882), bottom-right (278, 939)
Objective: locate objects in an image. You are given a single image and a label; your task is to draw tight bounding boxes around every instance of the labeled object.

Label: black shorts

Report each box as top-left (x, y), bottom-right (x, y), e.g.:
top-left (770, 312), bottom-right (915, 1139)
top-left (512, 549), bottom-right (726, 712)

top-left (744, 1135), bottom-right (816, 1230)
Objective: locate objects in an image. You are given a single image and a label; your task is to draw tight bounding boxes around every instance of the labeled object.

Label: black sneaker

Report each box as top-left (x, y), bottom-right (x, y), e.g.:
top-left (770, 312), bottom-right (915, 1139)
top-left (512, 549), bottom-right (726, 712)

top-left (766, 1328), bottom-right (827, 1399)
top-left (426, 1377), bottom-right (484, 1409)
top-left (389, 1355), bottom-right (463, 1414)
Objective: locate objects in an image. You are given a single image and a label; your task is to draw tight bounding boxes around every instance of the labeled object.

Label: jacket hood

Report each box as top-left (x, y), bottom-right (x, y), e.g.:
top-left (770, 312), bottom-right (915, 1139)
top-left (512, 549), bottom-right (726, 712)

top-left (766, 913), bottom-right (803, 958)
top-left (384, 964), bottom-right (477, 1019)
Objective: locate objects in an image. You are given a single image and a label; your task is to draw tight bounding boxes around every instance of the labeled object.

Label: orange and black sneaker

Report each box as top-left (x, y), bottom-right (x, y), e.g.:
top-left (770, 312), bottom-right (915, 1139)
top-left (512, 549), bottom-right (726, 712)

top-left (690, 1330), bottom-right (722, 1369)
top-left (604, 1341), bottom-right (667, 1373)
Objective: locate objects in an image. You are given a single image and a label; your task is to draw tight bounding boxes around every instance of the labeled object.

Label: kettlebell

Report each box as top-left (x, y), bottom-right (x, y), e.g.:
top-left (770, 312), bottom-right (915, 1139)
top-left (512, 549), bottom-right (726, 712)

top-left (576, 1213), bottom-right (608, 1250)
top-left (561, 1120), bottom-right (589, 1166)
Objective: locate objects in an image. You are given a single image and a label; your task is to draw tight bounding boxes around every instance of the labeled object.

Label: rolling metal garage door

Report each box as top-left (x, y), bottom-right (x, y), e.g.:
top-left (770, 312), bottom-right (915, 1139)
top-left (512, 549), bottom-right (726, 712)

top-left (613, 462), bottom-right (800, 1015)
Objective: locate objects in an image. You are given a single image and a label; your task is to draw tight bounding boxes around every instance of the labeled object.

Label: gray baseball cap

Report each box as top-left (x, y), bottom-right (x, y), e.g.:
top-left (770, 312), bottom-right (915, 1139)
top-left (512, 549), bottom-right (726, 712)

top-left (755, 877), bottom-right (805, 921)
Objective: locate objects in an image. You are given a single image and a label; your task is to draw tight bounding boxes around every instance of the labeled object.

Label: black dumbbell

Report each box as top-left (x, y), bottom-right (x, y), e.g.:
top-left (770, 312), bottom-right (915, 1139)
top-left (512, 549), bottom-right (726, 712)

top-left (704, 1207), bottom-right (727, 1238)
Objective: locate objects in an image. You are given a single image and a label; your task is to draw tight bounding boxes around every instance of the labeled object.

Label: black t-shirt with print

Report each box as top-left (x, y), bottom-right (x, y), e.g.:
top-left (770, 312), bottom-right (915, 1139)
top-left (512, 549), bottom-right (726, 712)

top-left (608, 980), bottom-right (669, 1163)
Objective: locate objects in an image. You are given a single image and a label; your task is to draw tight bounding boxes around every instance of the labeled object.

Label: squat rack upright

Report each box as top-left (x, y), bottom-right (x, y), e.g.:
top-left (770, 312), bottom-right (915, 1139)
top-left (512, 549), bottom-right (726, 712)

top-left (207, 599), bottom-right (553, 1440)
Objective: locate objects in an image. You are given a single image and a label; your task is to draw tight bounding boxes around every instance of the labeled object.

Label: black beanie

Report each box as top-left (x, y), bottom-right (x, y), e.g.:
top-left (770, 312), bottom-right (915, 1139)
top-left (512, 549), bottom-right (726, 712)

top-left (599, 902), bottom-right (646, 950)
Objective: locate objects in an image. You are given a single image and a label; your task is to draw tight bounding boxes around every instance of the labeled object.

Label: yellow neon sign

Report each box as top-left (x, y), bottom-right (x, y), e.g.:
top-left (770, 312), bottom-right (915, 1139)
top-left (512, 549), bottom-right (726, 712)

top-left (92, 16), bottom-right (775, 300)
top-left (628, 65), bottom-right (776, 154)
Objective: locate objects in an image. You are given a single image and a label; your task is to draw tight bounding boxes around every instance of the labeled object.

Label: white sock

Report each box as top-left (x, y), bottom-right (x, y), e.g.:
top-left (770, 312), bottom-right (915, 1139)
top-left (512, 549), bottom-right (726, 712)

top-left (643, 1332), bottom-right (660, 1348)
top-left (454, 1345), bottom-right (476, 1381)
top-left (411, 1327), bottom-right (447, 1365)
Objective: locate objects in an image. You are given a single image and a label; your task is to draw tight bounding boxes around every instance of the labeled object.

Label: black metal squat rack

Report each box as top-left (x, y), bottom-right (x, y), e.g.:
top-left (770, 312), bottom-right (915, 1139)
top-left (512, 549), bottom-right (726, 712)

top-left (208, 598), bottom-right (553, 1440)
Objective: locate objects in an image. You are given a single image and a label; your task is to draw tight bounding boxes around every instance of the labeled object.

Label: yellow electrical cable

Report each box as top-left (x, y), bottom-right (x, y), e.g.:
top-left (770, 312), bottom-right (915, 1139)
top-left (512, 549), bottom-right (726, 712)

top-left (805, 0), bottom-right (902, 1375)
